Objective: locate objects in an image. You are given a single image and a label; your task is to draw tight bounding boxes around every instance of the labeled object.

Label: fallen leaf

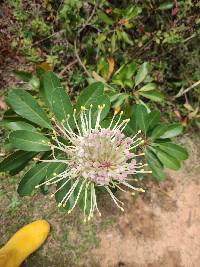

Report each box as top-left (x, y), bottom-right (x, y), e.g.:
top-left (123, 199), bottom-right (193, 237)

top-left (0, 96), bottom-right (8, 110)
top-left (184, 103), bottom-right (194, 112)
top-left (118, 19), bottom-right (128, 26)
top-left (188, 106), bottom-right (199, 119)
top-left (105, 8), bottom-right (112, 14)
top-left (92, 71), bottom-right (106, 83)
top-left (174, 110), bottom-right (181, 119)
top-left (181, 116), bottom-right (188, 127)
top-left (107, 57), bottom-right (114, 80)
top-left (37, 62), bottom-right (53, 72)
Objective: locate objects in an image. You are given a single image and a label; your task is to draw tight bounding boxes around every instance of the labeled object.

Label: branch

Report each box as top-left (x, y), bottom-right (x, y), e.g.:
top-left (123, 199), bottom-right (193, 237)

top-left (33, 30), bottom-right (65, 46)
top-left (74, 39), bottom-right (91, 77)
top-left (174, 80), bottom-right (200, 98)
top-left (59, 59), bottom-right (78, 77)
top-left (78, 3), bottom-right (97, 35)
top-left (73, 2), bottom-right (97, 78)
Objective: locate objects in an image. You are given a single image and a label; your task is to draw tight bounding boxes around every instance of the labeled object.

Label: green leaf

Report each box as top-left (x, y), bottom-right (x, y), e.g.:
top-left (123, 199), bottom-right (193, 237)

top-left (139, 90), bottom-right (164, 102)
top-left (124, 5), bottom-right (142, 20)
top-left (135, 104), bottom-right (148, 134)
top-left (46, 162), bottom-right (66, 179)
top-left (13, 70), bottom-right (32, 82)
top-left (17, 163), bottom-right (49, 196)
top-left (112, 63), bottom-right (136, 88)
top-left (0, 120), bottom-right (37, 132)
top-left (2, 109), bottom-right (19, 121)
top-left (39, 161), bottom-right (66, 195)
top-left (111, 32), bottom-right (116, 53)
top-left (135, 62), bottom-right (149, 87)
top-left (98, 11), bottom-right (114, 25)
top-left (149, 163), bottom-right (166, 181)
top-left (158, 3), bottom-right (174, 10)
top-left (6, 89), bottom-right (51, 129)
top-left (0, 151), bottom-right (36, 172)
top-left (129, 105), bottom-right (138, 133)
top-left (29, 76), bottom-right (40, 90)
top-left (3, 141), bottom-right (15, 153)
top-left (139, 83), bottom-right (157, 92)
top-left (150, 124), bottom-right (169, 140)
top-left (51, 86), bottom-right (74, 127)
top-left (9, 130), bottom-right (51, 152)
top-left (110, 93), bottom-right (129, 108)
top-left (147, 111), bottom-right (161, 131)
top-left (121, 31), bottom-right (133, 45)
top-left (145, 148), bottom-right (166, 180)
top-left (158, 143), bottom-right (188, 161)
top-left (123, 119), bottom-right (136, 136)
top-left (159, 123), bottom-right (183, 139)
top-left (75, 82), bottom-right (104, 114)
top-left (155, 148), bottom-right (181, 170)
top-left (40, 71), bottom-right (62, 109)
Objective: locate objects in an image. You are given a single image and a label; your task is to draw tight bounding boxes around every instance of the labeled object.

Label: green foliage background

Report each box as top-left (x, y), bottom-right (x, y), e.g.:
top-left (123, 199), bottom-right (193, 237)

top-left (6, 0), bottom-right (200, 127)
top-left (0, 0), bottom-right (199, 213)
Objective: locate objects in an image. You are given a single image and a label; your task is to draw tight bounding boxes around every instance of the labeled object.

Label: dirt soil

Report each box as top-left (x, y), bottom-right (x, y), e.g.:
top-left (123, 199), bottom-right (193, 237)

top-left (93, 135), bottom-right (200, 267)
top-left (0, 135), bottom-right (199, 267)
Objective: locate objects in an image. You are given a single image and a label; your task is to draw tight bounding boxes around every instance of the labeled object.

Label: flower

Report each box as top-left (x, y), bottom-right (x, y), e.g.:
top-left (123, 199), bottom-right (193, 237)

top-left (35, 105), bottom-right (151, 221)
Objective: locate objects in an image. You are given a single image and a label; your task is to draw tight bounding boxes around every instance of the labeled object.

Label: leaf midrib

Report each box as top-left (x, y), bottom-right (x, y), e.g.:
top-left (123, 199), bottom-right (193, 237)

top-left (10, 92), bottom-right (51, 128)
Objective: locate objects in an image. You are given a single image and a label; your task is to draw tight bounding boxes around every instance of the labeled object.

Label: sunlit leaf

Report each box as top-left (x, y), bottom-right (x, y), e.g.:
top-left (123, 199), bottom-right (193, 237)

top-left (0, 151), bottom-right (37, 172)
top-left (139, 90), bottom-right (164, 102)
top-left (18, 163), bottom-right (49, 196)
top-left (155, 148), bottom-right (181, 170)
top-left (158, 143), bottom-right (188, 160)
top-left (135, 62), bottom-right (149, 87)
top-left (6, 89), bottom-right (51, 129)
top-left (9, 130), bottom-right (51, 152)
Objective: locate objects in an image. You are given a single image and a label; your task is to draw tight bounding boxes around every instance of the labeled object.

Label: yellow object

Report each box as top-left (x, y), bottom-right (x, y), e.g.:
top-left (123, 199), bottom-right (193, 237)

top-left (0, 220), bottom-right (50, 267)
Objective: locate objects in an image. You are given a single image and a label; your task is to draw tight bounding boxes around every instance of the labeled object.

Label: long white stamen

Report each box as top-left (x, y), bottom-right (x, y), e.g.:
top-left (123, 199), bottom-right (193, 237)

top-left (51, 144), bottom-right (68, 153)
top-left (35, 170), bottom-right (69, 188)
top-left (88, 183), bottom-right (93, 220)
top-left (122, 181), bottom-right (145, 192)
top-left (36, 158), bottom-right (68, 163)
top-left (106, 186), bottom-right (124, 211)
top-left (92, 184), bottom-right (101, 216)
top-left (68, 179), bottom-right (86, 214)
top-left (132, 130), bottom-right (142, 140)
top-left (114, 183), bottom-right (127, 192)
top-left (62, 179), bottom-right (80, 207)
top-left (109, 110), bottom-right (117, 129)
top-left (95, 105), bottom-right (104, 129)
top-left (84, 182), bottom-right (89, 222)
top-left (73, 109), bottom-right (82, 136)
top-left (119, 119), bottom-right (130, 132)
top-left (80, 107), bottom-right (88, 135)
top-left (51, 177), bottom-right (71, 198)
top-left (54, 121), bottom-right (74, 141)
top-left (112, 111), bottom-right (123, 131)
top-left (88, 104), bottom-right (93, 131)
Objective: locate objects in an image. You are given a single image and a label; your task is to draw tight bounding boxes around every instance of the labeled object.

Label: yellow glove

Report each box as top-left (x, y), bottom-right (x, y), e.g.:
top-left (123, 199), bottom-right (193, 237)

top-left (0, 220), bottom-right (50, 267)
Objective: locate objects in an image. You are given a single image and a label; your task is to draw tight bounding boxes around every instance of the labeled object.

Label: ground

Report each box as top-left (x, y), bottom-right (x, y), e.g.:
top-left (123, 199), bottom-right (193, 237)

top-left (0, 134), bottom-right (200, 267)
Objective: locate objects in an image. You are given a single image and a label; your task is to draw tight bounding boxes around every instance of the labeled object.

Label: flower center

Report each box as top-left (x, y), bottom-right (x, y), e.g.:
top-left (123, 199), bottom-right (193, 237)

top-left (68, 128), bottom-right (136, 185)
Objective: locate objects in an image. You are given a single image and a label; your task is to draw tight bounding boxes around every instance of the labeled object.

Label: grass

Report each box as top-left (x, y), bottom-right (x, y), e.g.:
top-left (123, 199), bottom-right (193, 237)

top-left (0, 170), bottom-right (116, 267)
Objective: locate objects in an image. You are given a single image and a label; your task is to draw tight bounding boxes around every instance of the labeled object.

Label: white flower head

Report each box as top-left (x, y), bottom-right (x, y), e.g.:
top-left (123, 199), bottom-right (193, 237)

top-left (35, 104), bottom-right (151, 221)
